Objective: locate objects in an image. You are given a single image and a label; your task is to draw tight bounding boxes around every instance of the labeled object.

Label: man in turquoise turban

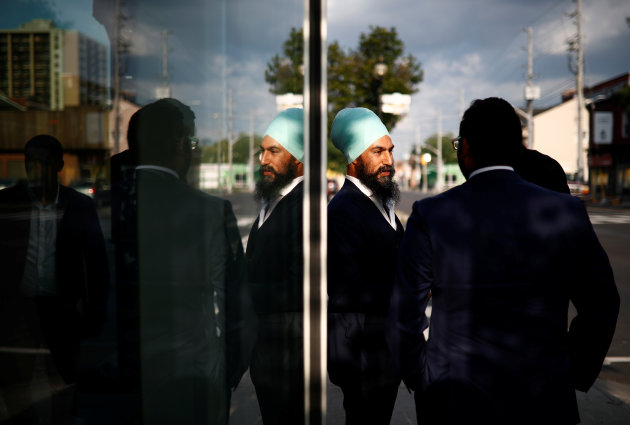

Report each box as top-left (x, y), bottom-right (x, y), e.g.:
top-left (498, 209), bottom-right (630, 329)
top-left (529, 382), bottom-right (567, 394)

top-left (327, 107), bottom-right (404, 425)
top-left (246, 107), bottom-right (305, 425)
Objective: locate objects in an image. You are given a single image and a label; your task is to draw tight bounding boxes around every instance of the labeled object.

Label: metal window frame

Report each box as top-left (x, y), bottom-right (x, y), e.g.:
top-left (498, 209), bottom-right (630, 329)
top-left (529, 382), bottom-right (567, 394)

top-left (303, 0), bottom-right (327, 424)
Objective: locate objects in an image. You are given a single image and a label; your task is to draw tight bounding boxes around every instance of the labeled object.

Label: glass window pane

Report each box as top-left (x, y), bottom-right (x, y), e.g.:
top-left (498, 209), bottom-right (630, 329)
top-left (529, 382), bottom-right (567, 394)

top-left (0, 1), bottom-right (330, 424)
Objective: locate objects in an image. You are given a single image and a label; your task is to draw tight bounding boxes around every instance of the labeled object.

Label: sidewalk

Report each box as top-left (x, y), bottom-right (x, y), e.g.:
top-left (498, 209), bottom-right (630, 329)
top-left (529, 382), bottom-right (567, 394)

top-left (228, 373), bottom-right (630, 424)
top-left (576, 379), bottom-right (630, 424)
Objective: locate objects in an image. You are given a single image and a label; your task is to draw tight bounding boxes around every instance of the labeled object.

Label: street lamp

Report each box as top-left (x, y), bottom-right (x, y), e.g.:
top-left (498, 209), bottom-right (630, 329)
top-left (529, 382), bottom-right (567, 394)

top-left (421, 153), bottom-right (432, 193)
top-left (373, 56), bottom-right (387, 118)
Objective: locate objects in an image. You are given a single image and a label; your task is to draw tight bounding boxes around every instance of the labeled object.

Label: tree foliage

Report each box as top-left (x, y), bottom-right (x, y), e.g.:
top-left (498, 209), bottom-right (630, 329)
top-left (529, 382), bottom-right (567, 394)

top-left (265, 26), bottom-right (424, 172)
top-left (412, 132), bottom-right (457, 165)
top-left (613, 86), bottom-right (630, 113)
top-left (265, 27), bottom-right (304, 95)
top-left (201, 133), bottom-right (262, 164)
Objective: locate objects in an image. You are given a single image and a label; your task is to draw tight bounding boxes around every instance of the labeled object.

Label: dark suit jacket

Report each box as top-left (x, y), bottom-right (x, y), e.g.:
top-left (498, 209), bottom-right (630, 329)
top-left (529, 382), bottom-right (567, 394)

top-left (245, 182), bottom-right (304, 422)
top-left (327, 179), bottom-right (404, 391)
top-left (514, 146), bottom-right (570, 194)
top-left (0, 182), bottom-right (109, 382)
top-left (246, 182), bottom-right (304, 316)
top-left (388, 169), bottom-right (619, 425)
top-left (133, 169), bottom-right (252, 425)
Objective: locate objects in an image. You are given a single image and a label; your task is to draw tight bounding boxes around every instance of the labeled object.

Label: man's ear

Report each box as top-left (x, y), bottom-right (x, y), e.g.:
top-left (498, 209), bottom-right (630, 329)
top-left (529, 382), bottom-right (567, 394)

top-left (346, 157), bottom-right (361, 177)
top-left (56, 159), bottom-right (64, 173)
top-left (458, 137), bottom-right (477, 177)
top-left (295, 160), bottom-right (304, 177)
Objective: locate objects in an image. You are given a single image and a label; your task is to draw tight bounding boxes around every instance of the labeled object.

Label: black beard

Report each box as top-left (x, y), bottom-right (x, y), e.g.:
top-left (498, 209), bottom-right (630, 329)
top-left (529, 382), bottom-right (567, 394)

top-left (356, 162), bottom-right (400, 206)
top-left (255, 162), bottom-right (298, 202)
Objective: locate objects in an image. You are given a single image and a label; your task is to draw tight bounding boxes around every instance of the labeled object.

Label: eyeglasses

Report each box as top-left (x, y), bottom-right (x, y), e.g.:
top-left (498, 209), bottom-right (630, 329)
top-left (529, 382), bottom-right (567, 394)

top-left (189, 136), bottom-right (200, 150)
top-left (451, 136), bottom-right (462, 151)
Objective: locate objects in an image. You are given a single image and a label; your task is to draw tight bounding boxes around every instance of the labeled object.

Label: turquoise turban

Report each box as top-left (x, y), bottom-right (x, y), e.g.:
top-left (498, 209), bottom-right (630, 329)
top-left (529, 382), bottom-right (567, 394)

top-left (264, 108), bottom-right (304, 162)
top-left (331, 107), bottom-right (389, 164)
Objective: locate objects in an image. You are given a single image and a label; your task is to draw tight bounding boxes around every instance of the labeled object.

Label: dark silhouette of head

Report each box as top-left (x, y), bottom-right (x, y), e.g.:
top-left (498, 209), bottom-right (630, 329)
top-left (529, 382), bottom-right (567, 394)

top-left (458, 97), bottom-right (523, 178)
top-left (130, 98), bottom-right (196, 177)
top-left (24, 134), bottom-right (64, 202)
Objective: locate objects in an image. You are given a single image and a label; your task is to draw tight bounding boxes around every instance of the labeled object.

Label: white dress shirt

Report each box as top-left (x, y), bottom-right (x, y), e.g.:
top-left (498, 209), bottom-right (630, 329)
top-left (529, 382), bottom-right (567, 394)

top-left (346, 175), bottom-right (397, 230)
top-left (468, 165), bottom-right (515, 179)
top-left (258, 176), bottom-right (304, 228)
top-left (21, 184), bottom-right (61, 297)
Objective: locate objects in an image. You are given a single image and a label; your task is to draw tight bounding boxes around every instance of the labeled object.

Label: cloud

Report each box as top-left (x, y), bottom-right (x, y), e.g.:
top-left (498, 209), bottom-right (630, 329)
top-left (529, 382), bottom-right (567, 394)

top-left (5, 0), bottom-right (630, 148)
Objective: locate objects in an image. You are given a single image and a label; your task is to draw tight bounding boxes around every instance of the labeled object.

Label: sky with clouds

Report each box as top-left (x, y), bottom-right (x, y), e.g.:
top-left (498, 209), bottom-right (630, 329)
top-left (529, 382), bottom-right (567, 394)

top-left (4, 0), bottom-right (630, 158)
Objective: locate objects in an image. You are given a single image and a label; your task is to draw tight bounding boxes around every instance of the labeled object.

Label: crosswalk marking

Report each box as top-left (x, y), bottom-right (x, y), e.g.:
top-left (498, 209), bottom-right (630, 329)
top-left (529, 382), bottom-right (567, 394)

top-left (603, 357), bottom-right (630, 365)
top-left (589, 214), bottom-right (630, 225)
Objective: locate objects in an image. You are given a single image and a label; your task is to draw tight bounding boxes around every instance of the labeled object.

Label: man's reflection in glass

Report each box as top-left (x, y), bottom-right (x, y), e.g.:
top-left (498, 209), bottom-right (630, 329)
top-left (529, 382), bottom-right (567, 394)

top-left (0, 135), bottom-right (109, 424)
top-left (126, 99), bottom-right (252, 425)
top-left (245, 108), bottom-right (305, 425)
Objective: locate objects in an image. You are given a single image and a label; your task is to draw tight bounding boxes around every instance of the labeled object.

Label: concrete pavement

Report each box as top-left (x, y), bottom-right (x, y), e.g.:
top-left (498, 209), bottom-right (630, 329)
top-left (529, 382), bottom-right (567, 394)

top-left (227, 372), bottom-right (630, 424)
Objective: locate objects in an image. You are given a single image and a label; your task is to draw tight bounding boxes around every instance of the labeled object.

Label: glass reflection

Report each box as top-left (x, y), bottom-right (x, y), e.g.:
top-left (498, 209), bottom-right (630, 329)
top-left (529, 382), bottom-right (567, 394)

top-left (1, 0), bottom-right (307, 424)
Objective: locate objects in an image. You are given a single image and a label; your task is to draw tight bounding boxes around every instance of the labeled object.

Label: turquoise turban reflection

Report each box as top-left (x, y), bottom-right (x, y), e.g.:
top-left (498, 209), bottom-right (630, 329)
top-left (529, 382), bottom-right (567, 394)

top-left (331, 107), bottom-right (389, 164)
top-left (264, 107), bottom-right (304, 162)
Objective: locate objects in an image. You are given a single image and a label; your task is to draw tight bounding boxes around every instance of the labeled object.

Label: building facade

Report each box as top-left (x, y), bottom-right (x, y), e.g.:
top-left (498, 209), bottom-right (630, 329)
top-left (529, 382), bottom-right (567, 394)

top-left (0, 19), bottom-right (107, 110)
top-left (532, 97), bottom-right (589, 179)
top-left (0, 20), bottom-right (65, 109)
top-left (587, 72), bottom-right (630, 204)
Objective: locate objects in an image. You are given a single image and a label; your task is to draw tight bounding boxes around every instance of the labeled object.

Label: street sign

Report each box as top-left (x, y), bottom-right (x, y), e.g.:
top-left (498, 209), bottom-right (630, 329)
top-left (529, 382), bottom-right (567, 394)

top-left (594, 111), bottom-right (613, 144)
top-left (276, 93), bottom-right (303, 111)
top-left (524, 85), bottom-right (541, 101)
top-left (155, 86), bottom-right (171, 99)
top-left (381, 93), bottom-right (411, 115)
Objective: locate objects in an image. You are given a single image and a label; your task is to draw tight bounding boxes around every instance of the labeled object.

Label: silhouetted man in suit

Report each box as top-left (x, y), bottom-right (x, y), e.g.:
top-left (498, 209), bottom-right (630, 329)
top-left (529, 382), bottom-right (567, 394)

top-left (327, 107), bottom-right (404, 425)
top-left (514, 144), bottom-right (570, 194)
top-left (388, 97), bottom-right (619, 425)
top-left (126, 98), bottom-right (251, 425)
top-left (245, 108), bottom-right (305, 425)
top-left (0, 134), bottom-right (109, 423)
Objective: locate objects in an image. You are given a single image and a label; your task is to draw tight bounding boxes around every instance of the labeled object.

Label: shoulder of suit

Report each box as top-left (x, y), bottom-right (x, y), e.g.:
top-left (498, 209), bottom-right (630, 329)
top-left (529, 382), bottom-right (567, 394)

top-left (0, 184), bottom-right (23, 200)
top-left (61, 185), bottom-right (93, 205)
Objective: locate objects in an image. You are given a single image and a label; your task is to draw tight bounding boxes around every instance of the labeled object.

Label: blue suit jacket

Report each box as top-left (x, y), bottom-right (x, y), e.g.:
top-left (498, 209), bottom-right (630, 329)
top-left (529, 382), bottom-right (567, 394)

top-left (0, 182), bottom-right (109, 383)
top-left (328, 179), bottom-right (404, 390)
top-left (388, 169), bottom-right (619, 424)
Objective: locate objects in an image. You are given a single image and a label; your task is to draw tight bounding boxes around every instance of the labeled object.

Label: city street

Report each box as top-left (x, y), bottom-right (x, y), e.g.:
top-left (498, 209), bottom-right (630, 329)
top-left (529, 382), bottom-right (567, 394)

top-left (89, 189), bottom-right (630, 423)
top-left (221, 189), bottom-right (630, 423)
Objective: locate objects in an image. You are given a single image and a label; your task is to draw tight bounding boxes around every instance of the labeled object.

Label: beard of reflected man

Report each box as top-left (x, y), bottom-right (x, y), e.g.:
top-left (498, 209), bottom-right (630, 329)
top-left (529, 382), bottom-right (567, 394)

top-left (255, 160), bottom-right (299, 202)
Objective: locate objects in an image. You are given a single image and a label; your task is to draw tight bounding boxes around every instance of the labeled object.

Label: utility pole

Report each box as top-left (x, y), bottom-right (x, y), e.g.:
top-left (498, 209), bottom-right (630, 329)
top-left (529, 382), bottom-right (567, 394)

top-left (569, 0), bottom-right (585, 181)
top-left (249, 110), bottom-right (255, 191)
top-left (458, 89), bottom-right (465, 123)
top-left (576, 0), bottom-right (585, 182)
top-left (526, 27), bottom-right (534, 149)
top-left (435, 109), bottom-right (443, 193)
top-left (414, 126), bottom-right (425, 191)
top-left (113, 0), bottom-right (121, 154)
top-left (227, 89), bottom-right (233, 194)
top-left (523, 27), bottom-right (540, 149)
top-left (215, 113), bottom-right (222, 189)
top-left (160, 30), bottom-right (171, 97)
top-left (162, 31), bottom-right (168, 85)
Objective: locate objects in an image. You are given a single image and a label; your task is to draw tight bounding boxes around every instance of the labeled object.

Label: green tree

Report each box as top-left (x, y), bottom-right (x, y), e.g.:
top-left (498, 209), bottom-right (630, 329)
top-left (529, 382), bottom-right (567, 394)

top-left (201, 133), bottom-right (262, 164)
top-left (613, 86), bottom-right (630, 112)
top-left (265, 26), bottom-right (424, 172)
top-left (265, 27), bottom-right (304, 95)
top-left (413, 133), bottom-right (457, 164)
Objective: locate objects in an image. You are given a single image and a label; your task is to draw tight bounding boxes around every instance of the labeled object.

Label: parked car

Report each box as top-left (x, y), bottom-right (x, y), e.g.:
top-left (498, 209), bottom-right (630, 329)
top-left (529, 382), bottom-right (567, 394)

top-left (568, 180), bottom-right (590, 201)
top-left (70, 179), bottom-right (111, 207)
top-left (327, 178), bottom-right (339, 200)
top-left (0, 179), bottom-right (17, 190)
top-left (71, 179), bottom-right (97, 197)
